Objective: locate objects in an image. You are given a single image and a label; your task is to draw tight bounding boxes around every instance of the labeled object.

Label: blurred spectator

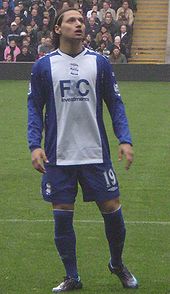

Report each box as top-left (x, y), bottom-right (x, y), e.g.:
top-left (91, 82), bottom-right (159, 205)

top-left (37, 35), bottom-right (45, 53)
top-left (14, 15), bottom-right (26, 33)
top-left (111, 0), bottom-right (122, 11)
top-left (12, 5), bottom-right (27, 24)
top-left (95, 25), bottom-right (112, 47)
top-left (99, 1), bottom-right (116, 22)
top-left (118, 23), bottom-right (132, 58)
top-left (83, 33), bottom-right (97, 50)
top-left (91, 10), bottom-right (101, 25)
top-left (113, 35), bottom-right (127, 57)
top-left (0, 8), bottom-right (10, 34)
top-left (86, 4), bottom-right (99, 19)
top-left (7, 21), bottom-right (21, 44)
top-left (4, 39), bottom-right (20, 61)
top-left (77, 0), bottom-right (91, 15)
top-left (22, 35), bottom-right (37, 58)
top-left (37, 16), bottom-right (51, 42)
top-left (4, 52), bottom-right (13, 61)
top-left (109, 46), bottom-right (127, 63)
top-left (116, 1), bottom-right (134, 28)
top-left (43, 0), bottom-right (56, 28)
top-left (26, 8), bottom-right (42, 28)
top-left (16, 44), bottom-right (35, 61)
top-left (18, 1), bottom-right (28, 18)
top-left (0, 0), bottom-right (14, 11)
top-left (59, 0), bottom-right (70, 10)
top-left (38, 36), bottom-right (53, 56)
top-left (96, 40), bottom-right (110, 57)
top-left (85, 16), bottom-right (100, 39)
top-left (0, 29), bottom-right (6, 60)
top-left (25, 24), bottom-right (37, 47)
top-left (101, 11), bottom-right (119, 39)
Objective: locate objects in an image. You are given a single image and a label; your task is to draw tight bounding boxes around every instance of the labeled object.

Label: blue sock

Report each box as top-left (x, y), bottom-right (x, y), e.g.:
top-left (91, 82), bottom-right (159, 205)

top-left (102, 206), bottom-right (126, 267)
top-left (53, 209), bottom-right (78, 280)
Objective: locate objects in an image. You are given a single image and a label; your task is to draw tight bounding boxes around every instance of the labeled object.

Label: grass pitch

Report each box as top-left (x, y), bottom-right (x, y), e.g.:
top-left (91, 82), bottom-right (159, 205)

top-left (0, 81), bottom-right (170, 294)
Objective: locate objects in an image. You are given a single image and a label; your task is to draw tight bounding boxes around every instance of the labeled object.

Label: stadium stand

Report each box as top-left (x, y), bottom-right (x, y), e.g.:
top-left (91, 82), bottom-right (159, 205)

top-left (0, 0), bottom-right (170, 64)
top-left (129, 0), bottom-right (169, 63)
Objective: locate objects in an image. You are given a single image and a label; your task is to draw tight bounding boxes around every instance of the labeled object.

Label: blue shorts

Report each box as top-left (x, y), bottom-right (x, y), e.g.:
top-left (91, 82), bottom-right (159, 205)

top-left (41, 162), bottom-right (120, 204)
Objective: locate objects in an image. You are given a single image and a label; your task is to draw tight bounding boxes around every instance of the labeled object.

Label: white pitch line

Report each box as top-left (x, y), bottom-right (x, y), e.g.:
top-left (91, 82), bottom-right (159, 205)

top-left (0, 219), bottom-right (169, 225)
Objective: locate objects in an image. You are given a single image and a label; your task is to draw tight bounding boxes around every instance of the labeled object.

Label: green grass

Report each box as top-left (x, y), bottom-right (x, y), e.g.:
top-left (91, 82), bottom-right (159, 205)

top-left (0, 81), bottom-right (170, 294)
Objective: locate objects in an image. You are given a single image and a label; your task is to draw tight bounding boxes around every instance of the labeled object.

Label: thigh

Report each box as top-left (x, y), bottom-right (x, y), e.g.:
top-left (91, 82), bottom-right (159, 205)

top-left (41, 165), bottom-right (78, 204)
top-left (78, 162), bottom-right (120, 202)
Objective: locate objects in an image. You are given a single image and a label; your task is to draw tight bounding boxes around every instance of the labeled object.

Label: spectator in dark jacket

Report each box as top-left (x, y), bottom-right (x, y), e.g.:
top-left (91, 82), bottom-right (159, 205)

top-left (0, 29), bottom-right (6, 60)
top-left (16, 44), bottom-right (35, 61)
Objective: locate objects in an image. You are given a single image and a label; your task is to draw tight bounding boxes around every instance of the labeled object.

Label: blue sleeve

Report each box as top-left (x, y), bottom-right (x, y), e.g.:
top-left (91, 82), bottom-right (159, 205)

top-left (27, 60), bottom-right (46, 152)
top-left (102, 58), bottom-right (132, 145)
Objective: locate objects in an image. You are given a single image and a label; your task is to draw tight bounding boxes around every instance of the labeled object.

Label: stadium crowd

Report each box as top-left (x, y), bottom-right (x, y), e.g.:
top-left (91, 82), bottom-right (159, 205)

top-left (0, 0), bottom-right (137, 63)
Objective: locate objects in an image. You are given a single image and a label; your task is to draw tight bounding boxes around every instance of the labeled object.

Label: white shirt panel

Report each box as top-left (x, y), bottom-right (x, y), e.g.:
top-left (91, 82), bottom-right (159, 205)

top-left (50, 50), bottom-right (103, 165)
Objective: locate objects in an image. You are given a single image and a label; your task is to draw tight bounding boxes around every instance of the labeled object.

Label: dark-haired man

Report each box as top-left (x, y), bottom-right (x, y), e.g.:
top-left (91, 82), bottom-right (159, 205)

top-left (28, 7), bottom-right (138, 293)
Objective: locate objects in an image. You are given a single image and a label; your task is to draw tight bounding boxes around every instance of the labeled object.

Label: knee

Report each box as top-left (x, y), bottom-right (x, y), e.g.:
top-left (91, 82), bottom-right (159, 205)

top-left (97, 198), bottom-right (121, 213)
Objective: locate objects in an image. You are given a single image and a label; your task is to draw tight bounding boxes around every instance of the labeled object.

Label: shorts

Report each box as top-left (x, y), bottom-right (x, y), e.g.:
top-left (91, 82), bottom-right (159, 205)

top-left (41, 162), bottom-right (120, 204)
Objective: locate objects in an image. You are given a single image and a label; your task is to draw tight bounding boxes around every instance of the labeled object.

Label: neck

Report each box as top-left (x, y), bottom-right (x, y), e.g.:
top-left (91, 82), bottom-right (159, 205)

top-left (59, 39), bottom-right (83, 55)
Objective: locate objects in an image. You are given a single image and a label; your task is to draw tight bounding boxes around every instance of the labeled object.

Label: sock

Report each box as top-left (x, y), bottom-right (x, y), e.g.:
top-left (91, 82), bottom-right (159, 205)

top-left (102, 206), bottom-right (126, 267)
top-left (53, 209), bottom-right (78, 280)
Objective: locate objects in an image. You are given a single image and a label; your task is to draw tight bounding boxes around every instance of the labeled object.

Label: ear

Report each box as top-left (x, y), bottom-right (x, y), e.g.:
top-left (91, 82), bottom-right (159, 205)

top-left (54, 24), bottom-right (61, 34)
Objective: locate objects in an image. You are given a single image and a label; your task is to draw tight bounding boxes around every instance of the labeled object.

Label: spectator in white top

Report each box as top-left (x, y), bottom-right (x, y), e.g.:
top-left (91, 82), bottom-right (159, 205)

top-left (86, 5), bottom-right (100, 19)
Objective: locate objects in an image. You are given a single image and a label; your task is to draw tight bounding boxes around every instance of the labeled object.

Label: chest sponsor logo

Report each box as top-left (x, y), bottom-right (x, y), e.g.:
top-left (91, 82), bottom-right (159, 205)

top-left (60, 79), bottom-right (90, 102)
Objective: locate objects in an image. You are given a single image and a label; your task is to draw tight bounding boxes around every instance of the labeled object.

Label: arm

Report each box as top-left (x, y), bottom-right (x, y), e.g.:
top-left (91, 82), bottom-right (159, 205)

top-left (102, 58), bottom-right (133, 169)
top-left (27, 61), bottom-right (48, 173)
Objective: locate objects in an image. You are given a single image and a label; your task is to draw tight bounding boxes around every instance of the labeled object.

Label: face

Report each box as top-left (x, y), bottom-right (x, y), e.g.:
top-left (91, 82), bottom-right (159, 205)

top-left (11, 24), bottom-right (17, 31)
top-left (14, 6), bottom-right (20, 14)
top-left (31, 9), bottom-right (38, 16)
top-left (55, 10), bottom-right (85, 41)
top-left (105, 13), bottom-right (112, 23)
top-left (43, 18), bottom-right (49, 25)
top-left (45, 37), bottom-right (52, 45)
top-left (45, 0), bottom-right (51, 7)
top-left (120, 25), bottom-right (126, 33)
top-left (22, 47), bottom-right (28, 54)
top-left (15, 17), bottom-right (21, 24)
top-left (123, 1), bottom-right (128, 9)
top-left (9, 40), bottom-right (16, 47)
top-left (103, 2), bottom-right (109, 10)
top-left (114, 36), bottom-right (120, 44)
top-left (2, 1), bottom-right (8, 9)
top-left (113, 48), bottom-right (120, 56)
top-left (0, 8), bottom-right (5, 15)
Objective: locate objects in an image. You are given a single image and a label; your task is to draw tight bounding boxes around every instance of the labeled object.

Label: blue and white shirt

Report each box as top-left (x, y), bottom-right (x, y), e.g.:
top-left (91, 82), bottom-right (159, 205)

top-left (27, 48), bottom-right (132, 165)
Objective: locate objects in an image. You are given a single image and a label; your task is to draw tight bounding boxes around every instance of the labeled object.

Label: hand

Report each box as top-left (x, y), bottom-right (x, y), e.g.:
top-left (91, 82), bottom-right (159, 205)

top-left (118, 143), bottom-right (134, 170)
top-left (31, 148), bottom-right (49, 174)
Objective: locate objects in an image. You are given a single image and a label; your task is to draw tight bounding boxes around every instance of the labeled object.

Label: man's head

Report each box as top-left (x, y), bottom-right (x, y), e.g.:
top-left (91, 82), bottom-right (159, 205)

top-left (122, 1), bottom-right (129, 10)
top-left (104, 12), bottom-right (113, 24)
top-left (103, 1), bottom-right (110, 11)
top-left (15, 16), bottom-right (21, 25)
top-left (53, 8), bottom-right (85, 49)
top-left (10, 22), bottom-right (18, 31)
top-left (21, 45), bottom-right (29, 55)
top-left (120, 24), bottom-right (127, 33)
top-left (43, 17), bottom-right (49, 26)
top-left (112, 46), bottom-right (120, 57)
top-left (14, 6), bottom-right (21, 15)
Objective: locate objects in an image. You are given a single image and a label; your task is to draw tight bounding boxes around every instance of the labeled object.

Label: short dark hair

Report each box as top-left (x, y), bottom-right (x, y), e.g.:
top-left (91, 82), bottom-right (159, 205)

top-left (52, 7), bottom-right (78, 49)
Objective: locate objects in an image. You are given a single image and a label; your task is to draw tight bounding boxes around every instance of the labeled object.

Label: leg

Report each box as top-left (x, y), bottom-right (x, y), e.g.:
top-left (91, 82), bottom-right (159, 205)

top-left (52, 203), bottom-right (83, 293)
top-left (96, 197), bottom-right (125, 267)
top-left (96, 198), bottom-right (138, 289)
top-left (52, 203), bottom-right (78, 279)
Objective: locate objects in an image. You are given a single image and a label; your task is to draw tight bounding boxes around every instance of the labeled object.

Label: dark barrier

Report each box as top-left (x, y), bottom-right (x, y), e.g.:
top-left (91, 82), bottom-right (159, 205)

top-left (0, 62), bottom-right (170, 81)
